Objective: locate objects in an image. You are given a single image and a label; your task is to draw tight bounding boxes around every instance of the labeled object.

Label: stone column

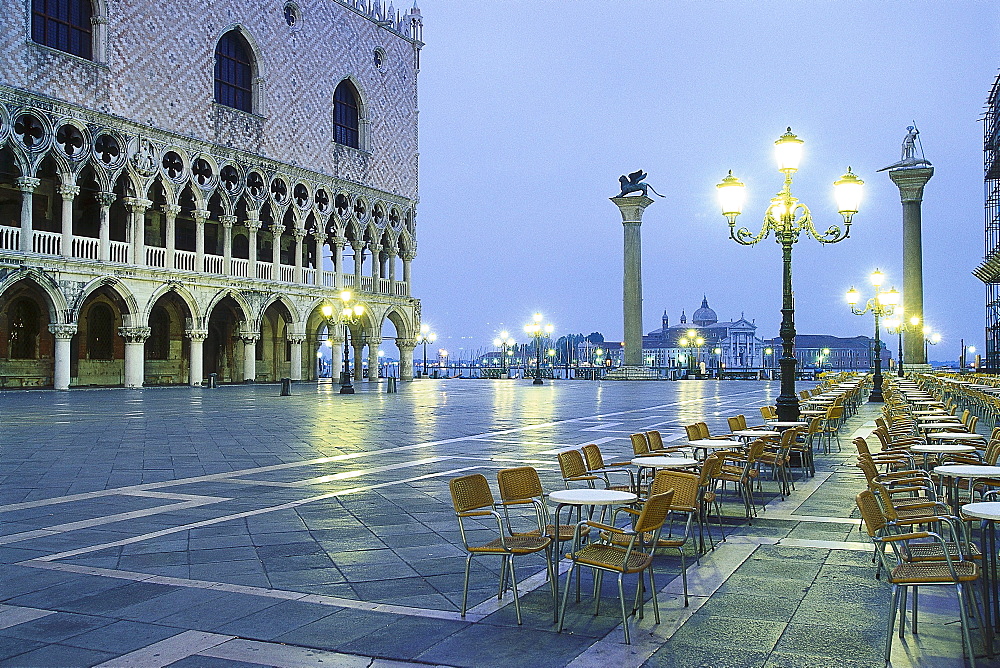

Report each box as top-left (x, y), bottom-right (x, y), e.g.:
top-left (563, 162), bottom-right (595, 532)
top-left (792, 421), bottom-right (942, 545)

top-left (271, 226), bottom-right (283, 279)
top-left (388, 250), bottom-right (398, 283)
top-left (397, 337), bottom-right (416, 380)
top-left (119, 326), bottom-right (151, 388)
top-left (186, 329), bottom-right (207, 386)
top-left (98, 191), bottom-right (116, 262)
top-left (366, 335), bottom-right (381, 380)
top-left (288, 335), bottom-right (305, 381)
top-left (242, 334), bottom-right (258, 382)
top-left (220, 214), bottom-right (236, 275)
top-left (331, 340), bottom-right (344, 381)
top-left (292, 228), bottom-right (306, 283)
top-left (610, 195), bottom-right (654, 367)
top-left (49, 323), bottom-right (78, 390)
top-left (889, 166), bottom-right (934, 369)
top-left (246, 213), bottom-right (261, 279)
top-left (58, 184), bottom-right (79, 257)
top-left (125, 198), bottom-right (151, 267)
top-left (163, 204), bottom-right (180, 269)
top-left (194, 209), bottom-right (210, 272)
top-left (17, 177), bottom-right (40, 253)
top-left (402, 251), bottom-right (414, 296)
top-left (353, 337), bottom-right (364, 381)
top-left (352, 241), bottom-right (364, 289)
top-left (333, 236), bottom-right (345, 288)
top-left (369, 242), bottom-right (381, 281)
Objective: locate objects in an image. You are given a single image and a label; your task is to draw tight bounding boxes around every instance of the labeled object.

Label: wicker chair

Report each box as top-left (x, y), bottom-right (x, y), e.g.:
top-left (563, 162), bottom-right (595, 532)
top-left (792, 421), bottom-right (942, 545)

top-left (558, 449), bottom-right (600, 489)
top-left (449, 473), bottom-right (554, 624)
top-left (646, 429), bottom-right (688, 455)
top-left (581, 443), bottom-right (635, 493)
top-left (557, 490), bottom-right (674, 644)
top-left (856, 489), bottom-right (980, 667)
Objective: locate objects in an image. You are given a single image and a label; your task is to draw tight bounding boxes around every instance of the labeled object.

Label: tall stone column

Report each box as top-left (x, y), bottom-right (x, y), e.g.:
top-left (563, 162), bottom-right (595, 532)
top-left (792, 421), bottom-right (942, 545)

top-left (220, 214), bottom-right (236, 275)
top-left (332, 236), bottom-right (346, 288)
top-left (402, 250), bottom-right (414, 296)
top-left (194, 209), bottom-right (210, 272)
top-left (186, 329), bottom-right (207, 386)
top-left (353, 242), bottom-right (364, 289)
top-left (293, 229), bottom-right (306, 283)
top-left (271, 226), bottom-right (282, 279)
top-left (98, 191), bottom-right (115, 262)
top-left (163, 204), bottom-right (179, 269)
top-left (17, 177), bottom-right (40, 253)
top-left (889, 166), bottom-right (934, 369)
top-left (369, 242), bottom-right (381, 280)
top-left (125, 198), bottom-right (151, 267)
top-left (49, 323), bottom-right (77, 390)
top-left (366, 335), bottom-right (381, 380)
top-left (331, 340), bottom-right (344, 381)
top-left (388, 250), bottom-right (398, 283)
top-left (610, 195), bottom-right (654, 367)
top-left (397, 337), bottom-right (416, 380)
top-left (119, 326), bottom-right (151, 388)
top-left (242, 334), bottom-right (258, 382)
top-left (288, 335), bottom-right (304, 381)
top-left (246, 214), bottom-right (261, 279)
top-left (353, 337), bottom-right (364, 381)
top-left (58, 184), bottom-right (79, 257)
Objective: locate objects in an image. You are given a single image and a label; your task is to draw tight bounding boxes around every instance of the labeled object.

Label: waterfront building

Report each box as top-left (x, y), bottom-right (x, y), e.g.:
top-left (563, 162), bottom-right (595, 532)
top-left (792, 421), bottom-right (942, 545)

top-left (643, 297), bottom-right (764, 372)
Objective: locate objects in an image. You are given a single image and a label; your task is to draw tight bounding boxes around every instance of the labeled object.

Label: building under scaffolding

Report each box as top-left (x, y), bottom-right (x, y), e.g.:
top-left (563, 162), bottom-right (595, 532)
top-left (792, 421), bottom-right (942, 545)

top-left (974, 72), bottom-right (1000, 372)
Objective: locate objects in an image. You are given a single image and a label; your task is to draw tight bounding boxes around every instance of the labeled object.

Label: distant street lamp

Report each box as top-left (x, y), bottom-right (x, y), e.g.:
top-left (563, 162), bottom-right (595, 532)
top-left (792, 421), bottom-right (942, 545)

top-left (321, 290), bottom-right (365, 395)
top-left (493, 331), bottom-right (516, 378)
top-left (960, 340), bottom-right (977, 374)
top-left (524, 313), bottom-right (554, 385)
top-left (417, 323), bottom-right (436, 378)
top-left (713, 347), bottom-right (723, 377)
top-left (923, 328), bottom-right (941, 363)
top-left (718, 127), bottom-right (863, 421)
top-left (594, 347), bottom-right (605, 372)
top-left (846, 269), bottom-right (900, 402)
top-left (678, 329), bottom-right (704, 377)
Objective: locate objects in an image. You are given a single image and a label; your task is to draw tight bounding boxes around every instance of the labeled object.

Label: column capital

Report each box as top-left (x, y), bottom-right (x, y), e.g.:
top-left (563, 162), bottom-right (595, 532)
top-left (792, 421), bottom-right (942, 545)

top-left (48, 323), bottom-right (78, 339)
top-left (118, 326), bottom-right (151, 343)
top-left (98, 191), bottom-right (117, 207)
top-left (220, 214), bottom-right (237, 227)
top-left (162, 204), bottom-right (182, 216)
top-left (292, 228), bottom-right (307, 240)
top-left (193, 209), bottom-right (211, 222)
top-left (610, 195), bottom-right (654, 224)
top-left (239, 333), bottom-right (260, 344)
top-left (287, 335), bottom-right (306, 345)
top-left (271, 226), bottom-right (285, 238)
top-left (332, 235), bottom-right (346, 247)
top-left (185, 329), bottom-right (209, 342)
top-left (124, 197), bottom-right (153, 213)
top-left (57, 184), bottom-right (80, 199)
top-left (245, 219), bottom-right (262, 232)
top-left (888, 166), bottom-right (934, 203)
top-left (396, 337), bottom-right (417, 350)
top-left (17, 177), bottom-right (40, 193)
top-left (363, 334), bottom-right (383, 347)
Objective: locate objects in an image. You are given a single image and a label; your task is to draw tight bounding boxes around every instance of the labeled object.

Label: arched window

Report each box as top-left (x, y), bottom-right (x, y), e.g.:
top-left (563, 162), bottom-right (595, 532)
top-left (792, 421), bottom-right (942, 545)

top-left (333, 80), bottom-right (360, 149)
top-left (87, 303), bottom-right (115, 360)
top-left (146, 306), bottom-right (170, 360)
top-left (8, 299), bottom-right (40, 359)
top-left (215, 31), bottom-right (253, 113)
top-left (31, 0), bottom-right (93, 59)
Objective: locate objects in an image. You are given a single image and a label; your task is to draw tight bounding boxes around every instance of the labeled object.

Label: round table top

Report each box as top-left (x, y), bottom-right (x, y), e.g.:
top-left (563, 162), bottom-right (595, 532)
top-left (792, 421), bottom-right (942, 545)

top-left (962, 502), bottom-right (1000, 521)
top-left (910, 443), bottom-right (977, 454)
top-left (919, 423), bottom-right (970, 430)
top-left (734, 429), bottom-right (779, 438)
top-left (912, 410), bottom-right (948, 415)
top-left (548, 489), bottom-right (637, 505)
top-left (934, 465), bottom-right (1000, 478)
top-left (799, 410), bottom-right (827, 416)
top-left (926, 432), bottom-right (983, 440)
top-left (631, 456), bottom-right (698, 468)
top-left (769, 421), bottom-right (808, 427)
top-left (915, 400), bottom-right (944, 405)
top-left (688, 439), bottom-right (742, 449)
top-left (916, 415), bottom-right (960, 421)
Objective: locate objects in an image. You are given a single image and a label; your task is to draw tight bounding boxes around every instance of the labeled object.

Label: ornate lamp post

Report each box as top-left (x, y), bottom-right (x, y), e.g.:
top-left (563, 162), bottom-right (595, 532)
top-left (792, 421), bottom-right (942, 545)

top-left (960, 341), bottom-right (977, 374)
top-left (924, 329), bottom-right (941, 363)
top-left (846, 269), bottom-right (900, 402)
top-left (524, 313), bottom-right (554, 385)
top-left (321, 290), bottom-right (365, 395)
top-left (713, 347), bottom-right (723, 378)
top-left (493, 331), bottom-right (515, 378)
top-left (884, 315), bottom-right (906, 378)
top-left (678, 330), bottom-right (703, 377)
top-left (417, 323), bottom-right (436, 378)
top-left (717, 127), bottom-right (863, 422)
top-left (594, 347), bottom-right (604, 372)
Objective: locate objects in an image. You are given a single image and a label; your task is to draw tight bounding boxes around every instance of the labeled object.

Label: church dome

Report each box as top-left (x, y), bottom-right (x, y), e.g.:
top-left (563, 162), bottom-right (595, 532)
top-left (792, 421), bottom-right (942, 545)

top-left (692, 296), bottom-right (718, 326)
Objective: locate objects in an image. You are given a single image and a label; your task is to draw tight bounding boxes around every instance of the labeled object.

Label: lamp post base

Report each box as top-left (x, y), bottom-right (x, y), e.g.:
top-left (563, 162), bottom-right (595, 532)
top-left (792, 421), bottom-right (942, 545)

top-left (532, 377), bottom-right (543, 385)
top-left (867, 390), bottom-right (885, 402)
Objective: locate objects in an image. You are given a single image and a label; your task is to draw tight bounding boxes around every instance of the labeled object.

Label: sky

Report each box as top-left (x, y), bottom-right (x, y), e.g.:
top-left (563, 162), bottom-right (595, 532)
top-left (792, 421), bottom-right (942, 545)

top-left (408, 0), bottom-right (999, 362)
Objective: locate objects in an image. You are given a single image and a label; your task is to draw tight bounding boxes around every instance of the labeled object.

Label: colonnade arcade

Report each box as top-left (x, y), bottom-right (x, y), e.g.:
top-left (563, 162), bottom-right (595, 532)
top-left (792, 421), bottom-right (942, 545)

top-left (0, 269), bottom-right (417, 389)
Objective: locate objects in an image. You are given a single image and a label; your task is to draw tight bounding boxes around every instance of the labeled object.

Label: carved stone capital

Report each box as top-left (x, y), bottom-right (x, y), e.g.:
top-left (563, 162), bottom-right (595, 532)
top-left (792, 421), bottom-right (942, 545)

top-left (332, 236), bottom-right (347, 248)
top-left (271, 226), bottom-right (284, 239)
top-left (98, 191), bottom-right (117, 208)
top-left (401, 250), bottom-right (417, 262)
top-left (118, 326), bottom-right (151, 343)
top-left (610, 195), bottom-right (654, 224)
top-left (888, 166), bottom-right (934, 203)
top-left (193, 209), bottom-right (212, 223)
top-left (57, 184), bottom-right (80, 200)
top-left (395, 337), bottom-right (417, 350)
top-left (162, 204), bottom-right (182, 217)
top-left (17, 177), bottom-right (41, 193)
top-left (124, 197), bottom-right (153, 214)
top-left (292, 228), bottom-right (307, 240)
top-left (220, 215), bottom-right (237, 227)
top-left (48, 323), bottom-right (78, 339)
top-left (91, 15), bottom-right (108, 25)
top-left (245, 220), bottom-right (262, 232)
top-left (286, 335), bottom-right (306, 345)
top-left (239, 333), bottom-right (260, 344)
top-left (185, 329), bottom-right (209, 342)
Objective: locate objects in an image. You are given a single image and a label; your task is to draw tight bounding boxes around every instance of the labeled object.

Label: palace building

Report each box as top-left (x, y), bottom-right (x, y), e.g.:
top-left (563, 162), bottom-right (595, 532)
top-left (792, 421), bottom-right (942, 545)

top-left (0, 0), bottom-right (424, 389)
top-left (643, 297), bottom-right (765, 371)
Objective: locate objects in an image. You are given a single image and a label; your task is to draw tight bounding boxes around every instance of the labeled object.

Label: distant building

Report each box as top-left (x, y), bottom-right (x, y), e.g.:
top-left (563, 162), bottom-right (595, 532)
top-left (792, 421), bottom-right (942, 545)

top-left (642, 297), bottom-right (765, 371)
top-left (975, 72), bottom-right (1000, 372)
top-left (762, 334), bottom-right (892, 371)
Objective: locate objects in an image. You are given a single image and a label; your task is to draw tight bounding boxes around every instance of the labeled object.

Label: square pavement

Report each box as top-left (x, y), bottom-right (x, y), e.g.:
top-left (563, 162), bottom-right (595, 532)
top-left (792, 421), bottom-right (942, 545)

top-left (0, 380), bottom-right (993, 666)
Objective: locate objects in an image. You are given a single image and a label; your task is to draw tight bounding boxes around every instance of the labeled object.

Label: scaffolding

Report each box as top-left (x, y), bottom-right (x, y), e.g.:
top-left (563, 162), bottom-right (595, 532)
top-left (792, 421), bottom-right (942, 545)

top-left (983, 72), bottom-right (1000, 372)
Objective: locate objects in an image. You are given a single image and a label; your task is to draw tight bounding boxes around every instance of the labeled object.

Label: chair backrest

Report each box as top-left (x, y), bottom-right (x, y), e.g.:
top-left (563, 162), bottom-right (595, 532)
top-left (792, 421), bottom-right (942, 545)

top-left (634, 490), bottom-right (675, 535)
top-left (987, 439), bottom-right (1000, 465)
top-left (497, 466), bottom-right (544, 502)
top-left (855, 489), bottom-right (887, 537)
top-left (745, 439), bottom-right (766, 463)
top-left (558, 449), bottom-right (590, 482)
top-left (807, 416), bottom-right (823, 435)
top-left (683, 424), bottom-right (701, 441)
top-left (695, 422), bottom-right (711, 439)
top-left (630, 432), bottom-right (650, 456)
top-left (727, 416), bottom-right (743, 432)
top-left (868, 480), bottom-right (901, 522)
top-left (581, 443), bottom-right (605, 471)
top-left (450, 474), bottom-right (495, 514)
top-left (853, 436), bottom-right (873, 457)
top-left (760, 406), bottom-right (777, 421)
top-left (779, 426), bottom-right (801, 449)
top-left (646, 430), bottom-right (665, 452)
top-left (855, 455), bottom-right (879, 484)
top-left (826, 405), bottom-right (844, 421)
top-left (967, 414), bottom-right (979, 433)
top-left (798, 390), bottom-right (810, 400)
top-left (650, 470), bottom-right (699, 512)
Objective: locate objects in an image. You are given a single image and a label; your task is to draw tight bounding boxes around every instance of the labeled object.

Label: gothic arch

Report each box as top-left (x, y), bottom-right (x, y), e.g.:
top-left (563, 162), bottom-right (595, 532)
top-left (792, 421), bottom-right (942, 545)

top-left (333, 76), bottom-right (369, 151)
top-left (255, 293), bottom-right (300, 332)
top-left (214, 25), bottom-right (268, 115)
top-left (72, 276), bottom-right (139, 327)
top-left (204, 289), bottom-right (253, 326)
top-left (142, 282), bottom-right (201, 327)
top-left (0, 270), bottom-right (67, 324)
top-left (382, 305), bottom-right (414, 340)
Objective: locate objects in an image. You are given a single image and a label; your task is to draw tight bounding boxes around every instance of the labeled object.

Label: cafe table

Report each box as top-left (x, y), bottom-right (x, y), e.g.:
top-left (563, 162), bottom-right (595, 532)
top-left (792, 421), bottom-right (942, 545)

top-left (909, 443), bottom-right (977, 468)
top-left (962, 501), bottom-right (1000, 655)
top-left (687, 438), bottom-right (742, 460)
top-left (934, 465), bottom-right (1000, 514)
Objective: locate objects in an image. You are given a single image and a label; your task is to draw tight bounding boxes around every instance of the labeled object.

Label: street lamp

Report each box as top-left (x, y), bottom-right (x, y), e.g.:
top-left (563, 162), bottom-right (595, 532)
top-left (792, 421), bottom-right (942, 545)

top-left (492, 331), bottom-right (516, 378)
top-left (960, 340), bottom-right (977, 374)
top-left (524, 313), bottom-right (554, 385)
top-left (718, 128), bottom-right (862, 421)
top-left (417, 323), bottom-right (436, 378)
top-left (884, 315), bottom-right (906, 378)
top-left (924, 329), bottom-right (941, 364)
top-left (713, 347), bottom-right (723, 378)
top-left (846, 270), bottom-right (900, 402)
top-left (321, 290), bottom-right (365, 395)
top-left (678, 329), bottom-right (704, 378)
top-left (377, 349), bottom-right (385, 378)
top-left (594, 347), bottom-right (604, 372)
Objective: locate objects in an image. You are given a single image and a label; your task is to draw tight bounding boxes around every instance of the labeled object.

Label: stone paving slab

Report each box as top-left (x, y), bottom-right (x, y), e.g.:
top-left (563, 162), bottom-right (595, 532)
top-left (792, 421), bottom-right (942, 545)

top-left (0, 380), bottom-right (994, 666)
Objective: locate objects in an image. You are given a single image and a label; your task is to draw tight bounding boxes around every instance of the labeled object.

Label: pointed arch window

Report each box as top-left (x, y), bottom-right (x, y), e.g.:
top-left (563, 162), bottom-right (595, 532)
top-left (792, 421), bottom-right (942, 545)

top-left (8, 299), bottom-right (40, 359)
top-left (31, 0), bottom-right (93, 59)
top-left (215, 31), bottom-right (254, 113)
top-left (333, 80), bottom-right (360, 149)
